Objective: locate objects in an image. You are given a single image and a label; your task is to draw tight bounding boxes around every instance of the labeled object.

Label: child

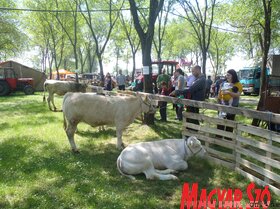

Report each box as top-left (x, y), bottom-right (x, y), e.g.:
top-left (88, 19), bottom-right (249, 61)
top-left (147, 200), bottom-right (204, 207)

top-left (219, 82), bottom-right (238, 118)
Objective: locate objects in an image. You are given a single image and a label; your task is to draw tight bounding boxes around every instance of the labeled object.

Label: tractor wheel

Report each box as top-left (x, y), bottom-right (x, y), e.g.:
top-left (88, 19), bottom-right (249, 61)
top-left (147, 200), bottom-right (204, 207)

top-left (0, 81), bottom-right (11, 96)
top-left (23, 85), bottom-right (35, 95)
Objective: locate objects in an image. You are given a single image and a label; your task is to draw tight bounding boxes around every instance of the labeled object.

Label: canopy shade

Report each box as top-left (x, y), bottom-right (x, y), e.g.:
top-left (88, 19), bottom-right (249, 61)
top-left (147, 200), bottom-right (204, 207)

top-left (52, 69), bottom-right (75, 80)
top-left (52, 69), bottom-right (75, 75)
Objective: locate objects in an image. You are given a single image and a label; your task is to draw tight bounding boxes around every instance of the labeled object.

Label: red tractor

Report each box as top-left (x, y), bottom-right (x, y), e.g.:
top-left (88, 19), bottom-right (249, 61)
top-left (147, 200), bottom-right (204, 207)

top-left (0, 67), bottom-right (35, 96)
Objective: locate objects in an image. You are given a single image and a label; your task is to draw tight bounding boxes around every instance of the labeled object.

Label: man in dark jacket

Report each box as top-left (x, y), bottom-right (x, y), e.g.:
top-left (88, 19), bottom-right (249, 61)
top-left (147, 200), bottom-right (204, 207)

top-left (185, 65), bottom-right (206, 127)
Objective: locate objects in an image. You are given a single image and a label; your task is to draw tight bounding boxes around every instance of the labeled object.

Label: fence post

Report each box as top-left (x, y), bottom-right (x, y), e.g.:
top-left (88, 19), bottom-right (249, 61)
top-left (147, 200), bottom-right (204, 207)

top-left (235, 124), bottom-right (241, 171)
top-left (264, 136), bottom-right (272, 184)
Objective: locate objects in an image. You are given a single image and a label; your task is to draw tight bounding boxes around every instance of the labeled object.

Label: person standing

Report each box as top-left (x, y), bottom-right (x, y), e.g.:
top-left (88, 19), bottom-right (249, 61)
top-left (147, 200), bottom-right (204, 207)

top-left (217, 69), bottom-right (243, 132)
top-left (186, 74), bottom-right (196, 88)
top-left (156, 68), bottom-right (171, 121)
top-left (156, 68), bottom-right (171, 93)
top-left (205, 75), bottom-right (213, 99)
top-left (116, 70), bottom-right (126, 90)
top-left (186, 73), bottom-right (196, 99)
top-left (170, 71), bottom-right (177, 110)
top-left (104, 72), bottom-right (113, 91)
top-left (170, 68), bottom-right (185, 121)
top-left (186, 65), bottom-right (206, 126)
top-left (158, 81), bottom-right (169, 122)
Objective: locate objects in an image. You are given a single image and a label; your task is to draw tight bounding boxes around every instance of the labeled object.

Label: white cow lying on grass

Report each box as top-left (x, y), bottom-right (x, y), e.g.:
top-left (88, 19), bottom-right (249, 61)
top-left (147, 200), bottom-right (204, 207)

top-left (117, 136), bottom-right (206, 180)
top-left (63, 92), bottom-right (156, 152)
top-left (43, 80), bottom-right (87, 111)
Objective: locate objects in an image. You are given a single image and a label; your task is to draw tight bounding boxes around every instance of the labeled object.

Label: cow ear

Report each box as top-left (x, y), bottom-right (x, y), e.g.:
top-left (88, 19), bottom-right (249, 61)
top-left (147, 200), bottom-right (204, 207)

top-left (188, 136), bottom-right (200, 148)
top-left (188, 137), bottom-right (194, 147)
top-left (196, 139), bottom-right (201, 146)
top-left (144, 95), bottom-right (148, 102)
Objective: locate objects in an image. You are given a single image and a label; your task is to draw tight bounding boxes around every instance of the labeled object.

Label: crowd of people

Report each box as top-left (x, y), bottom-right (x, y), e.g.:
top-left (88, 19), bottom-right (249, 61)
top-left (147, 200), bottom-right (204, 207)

top-left (103, 70), bottom-right (130, 91)
top-left (157, 65), bottom-right (208, 122)
top-left (102, 66), bottom-right (242, 132)
top-left (154, 66), bottom-right (242, 135)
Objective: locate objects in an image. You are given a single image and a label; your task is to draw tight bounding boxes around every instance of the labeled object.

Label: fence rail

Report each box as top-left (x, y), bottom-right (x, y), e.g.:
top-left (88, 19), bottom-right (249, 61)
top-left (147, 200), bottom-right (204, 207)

top-left (179, 103), bottom-right (280, 196)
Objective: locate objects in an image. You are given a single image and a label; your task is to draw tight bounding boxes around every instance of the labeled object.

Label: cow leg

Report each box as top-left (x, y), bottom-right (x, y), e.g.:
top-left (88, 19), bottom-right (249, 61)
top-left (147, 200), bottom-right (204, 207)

top-left (155, 169), bottom-right (178, 174)
top-left (65, 121), bottom-right (79, 153)
top-left (50, 94), bottom-right (57, 111)
top-left (47, 94), bottom-right (53, 111)
top-left (167, 161), bottom-right (188, 171)
top-left (116, 129), bottom-right (124, 149)
top-left (144, 167), bottom-right (178, 181)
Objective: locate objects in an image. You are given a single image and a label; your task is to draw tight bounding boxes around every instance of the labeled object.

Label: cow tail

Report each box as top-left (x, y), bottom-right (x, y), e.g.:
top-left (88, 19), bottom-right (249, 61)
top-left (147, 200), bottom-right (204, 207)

top-left (117, 156), bottom-right (136, 180)
top-left (63, 110), bottom-right (67, 130)
top-left (62, 94), bottom-right (68, 130)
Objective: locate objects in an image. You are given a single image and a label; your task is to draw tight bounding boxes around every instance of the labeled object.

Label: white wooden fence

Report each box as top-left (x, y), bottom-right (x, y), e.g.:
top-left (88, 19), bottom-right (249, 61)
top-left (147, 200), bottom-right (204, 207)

top-left (182, 111), bottom-right (280, 196)
top-left (139, 93), bottom-right (280, 196)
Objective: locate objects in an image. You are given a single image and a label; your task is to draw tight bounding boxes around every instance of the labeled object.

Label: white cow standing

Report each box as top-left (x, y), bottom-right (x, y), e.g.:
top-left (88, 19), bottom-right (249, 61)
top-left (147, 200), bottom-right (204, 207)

top-left (43, 80), bottom-right (87, 111)
top-left (117, 136), bottom-right (206, 180)
top-left (62, 92), bottom-right (156, 152)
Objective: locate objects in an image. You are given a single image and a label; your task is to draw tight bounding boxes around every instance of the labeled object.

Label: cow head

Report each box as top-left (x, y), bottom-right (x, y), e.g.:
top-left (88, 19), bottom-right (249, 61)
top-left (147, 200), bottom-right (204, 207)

top-left (79, 83), bottom-right (87, 92)
top-left (73, 83), bottom-right (87, 93)
top-left (185, 136), bottom-right (206, 158)
top-left (140, 95), bottom-right (157, 114)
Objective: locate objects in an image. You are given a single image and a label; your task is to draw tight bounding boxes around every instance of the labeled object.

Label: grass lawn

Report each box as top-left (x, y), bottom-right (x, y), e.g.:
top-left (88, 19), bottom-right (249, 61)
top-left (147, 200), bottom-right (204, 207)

top-left (0, 93), bottom-right (279, 208)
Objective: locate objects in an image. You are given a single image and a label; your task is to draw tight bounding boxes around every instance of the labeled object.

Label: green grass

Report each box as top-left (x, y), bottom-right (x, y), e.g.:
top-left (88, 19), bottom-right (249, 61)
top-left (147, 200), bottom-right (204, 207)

top-left (0, 93), bottom-right (279, 208)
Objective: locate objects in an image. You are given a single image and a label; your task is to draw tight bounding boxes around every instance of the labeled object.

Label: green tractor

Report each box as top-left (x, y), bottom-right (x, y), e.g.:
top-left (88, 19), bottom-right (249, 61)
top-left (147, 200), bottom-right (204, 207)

top-left (0, 67), bottom-right (35, 96)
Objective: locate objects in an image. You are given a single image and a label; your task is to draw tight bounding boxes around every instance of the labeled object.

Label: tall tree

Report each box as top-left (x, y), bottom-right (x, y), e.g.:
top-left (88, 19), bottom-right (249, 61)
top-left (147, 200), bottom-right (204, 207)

top-left (48, 21), bottom-right (66, 78)
top-left (163, 19), bottom-right (200, 68)
top-left (257, 0), bottom-right (273, 111)
top-left (80, 0), bottom-right (124, 82)
top-left (23, 0), bottom-right (67, 77)
top-left (119, 10), bottom-right (140, 81)
top-left (54, 0), bottom-right (81, 72)
top-left (129, 0), bottom-right (164, 125)
top-left (153, 0), bottom-right (174, 63)
top-left (178, 0), bottom-right (217, 74)
top-left (0, 0), bottom-right (26, 60)
top-left (208, 29), bottom-right (236, 78)
top-left (218, 1), bottom-right (263, 61)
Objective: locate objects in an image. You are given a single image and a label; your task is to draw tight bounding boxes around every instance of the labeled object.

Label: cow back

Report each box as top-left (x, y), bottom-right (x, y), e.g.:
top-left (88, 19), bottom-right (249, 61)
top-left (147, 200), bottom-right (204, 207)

top-left (63, 93), bottom-right (141, 127)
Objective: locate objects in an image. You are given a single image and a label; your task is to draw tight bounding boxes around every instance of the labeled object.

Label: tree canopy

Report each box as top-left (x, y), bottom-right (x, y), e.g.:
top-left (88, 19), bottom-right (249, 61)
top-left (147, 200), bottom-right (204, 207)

top-left (0, 0), bottom-right (279, 80)
top-left (0, 0), bottom-right (27, 60)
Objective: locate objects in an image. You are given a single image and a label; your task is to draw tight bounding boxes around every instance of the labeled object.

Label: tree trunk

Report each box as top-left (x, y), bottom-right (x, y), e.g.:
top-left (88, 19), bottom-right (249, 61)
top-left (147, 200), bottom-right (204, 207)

top-left (252, 0), bottom-right (272, 126)
top-left (142, 40), bottom-right (154, 125)
top-left (201, 49), bottom-right (207, 75)
top-left (132, 52), bottom-right (136, 81)
top-left (97, 53), bottom-right (104, 84)
top-left (129, 0), bottom-right (164, 125)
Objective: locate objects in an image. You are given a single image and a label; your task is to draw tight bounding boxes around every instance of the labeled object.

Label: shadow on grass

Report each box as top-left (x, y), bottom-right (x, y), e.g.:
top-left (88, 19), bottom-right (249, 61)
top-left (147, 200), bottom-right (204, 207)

top-left (0, 97), bottom-right (51, 115)
top-left (0, 136), bottom-right (215, 209)
top-left (0, 114), bottom-right (60, 132)
top-left (76, 127), bottom-right (116, 140)
top-left (2, 95), bottom-right (278, 208)
top-left (150, 121), bottom-right (182, 139)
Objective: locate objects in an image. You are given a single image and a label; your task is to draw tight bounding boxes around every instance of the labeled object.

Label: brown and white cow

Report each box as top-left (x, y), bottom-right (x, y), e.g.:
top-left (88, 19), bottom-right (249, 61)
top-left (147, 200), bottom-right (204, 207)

top-left (43, 80), bottom-right (87, 111)
top-left (117, 136), bottom-right (206, 180)
top-left (62, 92), bottom-right (156, 152)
